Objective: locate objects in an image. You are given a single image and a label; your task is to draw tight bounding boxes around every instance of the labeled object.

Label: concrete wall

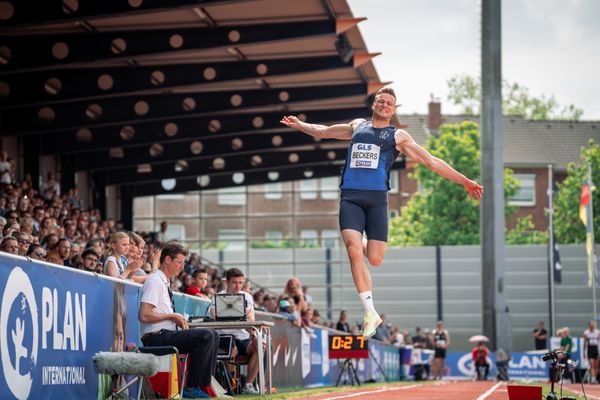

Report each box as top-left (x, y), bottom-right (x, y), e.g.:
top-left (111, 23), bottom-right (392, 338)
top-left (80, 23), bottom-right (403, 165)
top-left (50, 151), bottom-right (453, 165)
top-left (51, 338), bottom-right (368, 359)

top-left (203, 244), bottom-right (597, 352)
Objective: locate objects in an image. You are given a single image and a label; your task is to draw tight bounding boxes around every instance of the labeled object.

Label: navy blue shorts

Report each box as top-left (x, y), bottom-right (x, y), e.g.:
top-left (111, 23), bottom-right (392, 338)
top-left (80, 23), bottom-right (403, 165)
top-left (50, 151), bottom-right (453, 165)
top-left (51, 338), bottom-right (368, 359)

top-left (339, 189), bottom-right (388, 242)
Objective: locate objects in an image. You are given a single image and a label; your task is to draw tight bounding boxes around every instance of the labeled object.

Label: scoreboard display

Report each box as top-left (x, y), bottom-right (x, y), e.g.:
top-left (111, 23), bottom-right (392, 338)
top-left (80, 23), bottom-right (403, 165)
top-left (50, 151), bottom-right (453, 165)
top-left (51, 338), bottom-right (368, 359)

top-left (328, 334), bottom-right (369, 359)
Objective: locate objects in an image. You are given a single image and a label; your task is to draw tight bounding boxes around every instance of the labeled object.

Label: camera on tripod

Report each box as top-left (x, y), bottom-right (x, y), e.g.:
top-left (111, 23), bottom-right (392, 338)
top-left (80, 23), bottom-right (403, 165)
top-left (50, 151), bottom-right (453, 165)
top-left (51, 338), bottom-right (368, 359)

top-left (541, 350), bottom-right (570, 363)
top-left (540, 351), bottom-right (576, 400)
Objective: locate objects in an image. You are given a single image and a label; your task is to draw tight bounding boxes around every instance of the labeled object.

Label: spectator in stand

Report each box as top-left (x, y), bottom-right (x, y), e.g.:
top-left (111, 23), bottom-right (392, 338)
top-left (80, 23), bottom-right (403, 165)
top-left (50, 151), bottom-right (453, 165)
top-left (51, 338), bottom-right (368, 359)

top-left (41, 233), bottom-right (59, 250)
top-left (472, 341), bottom-right (490, 380)
top-left (2, 221), bottom-right (21, 241)
top-left (26, 244), bottom-right (46, 261)
top-left (311, 309), bottom-right (321, 325)
top-left (40, 172), bottom-right (60, 201)
top-left (391, 326), bottom-right (405, 348)
top-left (278, 298), bottom-right (301, 327)
top-left (373, 314), bottom-right (390, 342)
top-left (0, 216), bottom-right (6, 236)
top-left (184, 253), bottom-right (201, 275)
top-left (412, 327), bottom-right (427, 348)
top-left (126, 231), bottom-right (151, 284)
top-left (0, 236), bottom-right (18, 254)
top-left (66, 188), bottom-right (83, 209)
top-left (104, 232), bottom-right (139, 280)
top-left (262, 295), bottom-right (277, 313)
top-left (13, 231), bottom-right (32, 256)
top-left (47, 238), bottom-right (71, 267)
top-left (32, 206), bottom-right (44, 234)
top-left (280, 277), bottom-right (307, 314)
top-left (157, 220), bottom-right (168, 243)
top-left (336, 310), bottom-right (351, 332)
top-left (301, 308), bottom-right (314, 328)
top-left (80, 248), bottom-right (100, 273)
top-left (253, 289), bottom-right (266, 311)
top-left (532, 321), bottom-right (548, 350)
top-left (242, 279), bottom-right (252, 294)
top-left (20, 217), bottom-right (34, 236)
top-left (186, 269), bottom-right (210, 299)
top-left (0, 151), bottom-right (11, 185)
top-left (303, 286), bottom-right (313, 306)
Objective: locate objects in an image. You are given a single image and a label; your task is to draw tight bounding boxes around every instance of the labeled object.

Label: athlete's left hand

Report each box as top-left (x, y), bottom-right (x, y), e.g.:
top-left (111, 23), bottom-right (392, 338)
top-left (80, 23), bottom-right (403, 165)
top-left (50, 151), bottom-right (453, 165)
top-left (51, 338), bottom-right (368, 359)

top-left (464, 180), bottom-right (484, 200)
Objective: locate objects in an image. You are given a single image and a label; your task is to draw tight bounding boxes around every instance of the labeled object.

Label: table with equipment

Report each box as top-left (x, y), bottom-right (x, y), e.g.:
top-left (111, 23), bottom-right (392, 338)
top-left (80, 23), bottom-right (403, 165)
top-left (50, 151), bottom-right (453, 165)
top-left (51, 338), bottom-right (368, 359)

top-left (189, 320), bottom-right (274, 394)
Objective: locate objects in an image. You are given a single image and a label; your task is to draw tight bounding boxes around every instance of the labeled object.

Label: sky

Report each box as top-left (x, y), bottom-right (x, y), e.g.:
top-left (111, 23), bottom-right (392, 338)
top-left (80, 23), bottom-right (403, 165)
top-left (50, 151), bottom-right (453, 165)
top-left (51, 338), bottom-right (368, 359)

top-left (347, 0), bottom-right (600, 119)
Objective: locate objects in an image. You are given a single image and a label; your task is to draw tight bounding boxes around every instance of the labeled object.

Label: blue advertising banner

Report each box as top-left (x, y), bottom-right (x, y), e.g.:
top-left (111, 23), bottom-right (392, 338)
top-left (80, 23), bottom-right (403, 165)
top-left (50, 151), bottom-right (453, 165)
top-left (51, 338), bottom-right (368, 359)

top-left (0, 255), bottom-right (140, 400)
top-left (444, 350), bottom-right (548, 380)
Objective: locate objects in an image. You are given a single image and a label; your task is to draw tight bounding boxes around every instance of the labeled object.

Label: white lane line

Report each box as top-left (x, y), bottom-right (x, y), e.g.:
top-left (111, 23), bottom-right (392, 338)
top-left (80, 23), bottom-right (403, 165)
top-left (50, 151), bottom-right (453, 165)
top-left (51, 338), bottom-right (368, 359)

top-left (567, 388), bottom-right (600, 400)
top-left (319, 384), bottom-right (423, 400)
top-left (475, 382), bottom-right (503, 400)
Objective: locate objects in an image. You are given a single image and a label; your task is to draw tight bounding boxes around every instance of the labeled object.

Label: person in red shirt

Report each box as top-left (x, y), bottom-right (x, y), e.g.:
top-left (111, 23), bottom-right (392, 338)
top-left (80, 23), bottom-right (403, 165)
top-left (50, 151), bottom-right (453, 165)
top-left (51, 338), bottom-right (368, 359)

top-left (185, 269), bottom-right (209, 299)
top-left (472, 342), bottom-right (490, 380)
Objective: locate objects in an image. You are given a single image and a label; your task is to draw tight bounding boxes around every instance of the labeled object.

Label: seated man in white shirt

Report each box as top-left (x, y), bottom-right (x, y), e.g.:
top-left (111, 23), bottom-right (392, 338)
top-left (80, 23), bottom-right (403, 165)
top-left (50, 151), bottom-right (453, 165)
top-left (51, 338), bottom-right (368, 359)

top-left (139, 241), bottom-right (219, 398)
top-left (210, 268), bottom-right (261, 395)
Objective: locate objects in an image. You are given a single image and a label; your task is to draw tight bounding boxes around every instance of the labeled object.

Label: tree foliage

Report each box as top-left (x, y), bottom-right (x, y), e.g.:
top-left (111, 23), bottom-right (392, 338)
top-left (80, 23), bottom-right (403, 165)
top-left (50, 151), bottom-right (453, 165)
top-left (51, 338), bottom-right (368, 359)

top-left (554, 139), bottom-right (600, 243)
top-left (447, 74), bottom-right (583, 121)
top-left (389, 121), bottom-right (521, 246)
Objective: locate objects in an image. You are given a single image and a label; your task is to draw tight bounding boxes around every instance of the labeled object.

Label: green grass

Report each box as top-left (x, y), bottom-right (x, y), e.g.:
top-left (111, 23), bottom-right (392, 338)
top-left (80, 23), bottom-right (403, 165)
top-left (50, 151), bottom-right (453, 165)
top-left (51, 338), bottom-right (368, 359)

top-left (517, 381), bottom-right (587, 400)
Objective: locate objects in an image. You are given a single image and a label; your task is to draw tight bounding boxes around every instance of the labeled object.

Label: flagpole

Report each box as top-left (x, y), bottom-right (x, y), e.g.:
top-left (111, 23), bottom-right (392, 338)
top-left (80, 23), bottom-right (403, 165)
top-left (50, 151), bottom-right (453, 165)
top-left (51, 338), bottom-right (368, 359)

top-left (548, 164), bottom-right (556, 334)
top-left (588, 161), bottom-right (597, 320)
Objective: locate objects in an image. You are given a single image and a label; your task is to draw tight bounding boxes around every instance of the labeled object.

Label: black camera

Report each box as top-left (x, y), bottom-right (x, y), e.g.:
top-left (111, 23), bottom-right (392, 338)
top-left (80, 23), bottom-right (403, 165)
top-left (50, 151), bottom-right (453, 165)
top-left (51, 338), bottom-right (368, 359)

top-left (541, 350), bottom-right (569, 362)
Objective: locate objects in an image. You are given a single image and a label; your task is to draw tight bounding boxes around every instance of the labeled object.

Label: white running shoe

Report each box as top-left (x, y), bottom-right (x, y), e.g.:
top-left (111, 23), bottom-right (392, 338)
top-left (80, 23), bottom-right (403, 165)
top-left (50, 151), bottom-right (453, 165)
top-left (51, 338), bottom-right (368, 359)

top-left (241, 383), bottom-right (258, 395)
top-left (362, 311), bottom-right (382, 339)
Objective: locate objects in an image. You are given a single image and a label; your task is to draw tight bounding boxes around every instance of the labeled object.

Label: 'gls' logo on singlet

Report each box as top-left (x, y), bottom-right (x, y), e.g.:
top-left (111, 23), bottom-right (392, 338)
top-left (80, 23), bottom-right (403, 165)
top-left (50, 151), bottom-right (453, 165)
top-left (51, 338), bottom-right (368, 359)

top-left (350, 143), bottom-right (380, 169)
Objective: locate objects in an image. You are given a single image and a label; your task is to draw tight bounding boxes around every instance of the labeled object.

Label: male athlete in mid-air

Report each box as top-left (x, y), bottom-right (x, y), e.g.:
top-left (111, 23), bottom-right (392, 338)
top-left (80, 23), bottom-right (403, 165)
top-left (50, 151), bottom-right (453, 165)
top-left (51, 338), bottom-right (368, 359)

top-left (281, 87), bottom-right (483, 338)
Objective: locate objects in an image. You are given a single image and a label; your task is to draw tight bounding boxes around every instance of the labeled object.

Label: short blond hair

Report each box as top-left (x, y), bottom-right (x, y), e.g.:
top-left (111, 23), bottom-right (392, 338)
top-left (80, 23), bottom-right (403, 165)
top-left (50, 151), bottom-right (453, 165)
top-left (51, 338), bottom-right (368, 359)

top-left (375, 86), bottom-right (396, 101)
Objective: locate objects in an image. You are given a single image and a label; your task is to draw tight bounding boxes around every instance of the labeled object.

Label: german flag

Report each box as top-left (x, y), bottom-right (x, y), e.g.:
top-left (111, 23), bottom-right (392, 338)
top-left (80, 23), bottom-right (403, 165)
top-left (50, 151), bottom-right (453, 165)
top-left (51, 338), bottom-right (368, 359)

top-left (580, 183), bottom-right (595, 287)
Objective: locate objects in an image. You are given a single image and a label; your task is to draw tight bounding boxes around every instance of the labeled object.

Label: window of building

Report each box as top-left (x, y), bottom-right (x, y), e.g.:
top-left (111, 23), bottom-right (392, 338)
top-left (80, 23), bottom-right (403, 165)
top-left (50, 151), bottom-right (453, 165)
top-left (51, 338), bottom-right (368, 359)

top-left (322, 229), bottom-right (339, 248)
top-left (218, 229), bottom-right (246, 250)
top-left (217, 187), bottom-right (246, 206)
top-left (389, 170), bottom-right (399, 193)
top-left (388, 209), bottom-right (400, 219)
top-left (265, 182), bottom-right (282, 200)
top-left (265, 230), bottom-right (283, 244)
top-left (155, 223), bottom-right (186, 241)
top-left (510, 174), bottom-right (536, 206)
top-left (321, 177), bottom-right (339, 200)
top-left (300, 229), bottom-right (318, 246)
top-left (300, 179), bottom-right (318, 200)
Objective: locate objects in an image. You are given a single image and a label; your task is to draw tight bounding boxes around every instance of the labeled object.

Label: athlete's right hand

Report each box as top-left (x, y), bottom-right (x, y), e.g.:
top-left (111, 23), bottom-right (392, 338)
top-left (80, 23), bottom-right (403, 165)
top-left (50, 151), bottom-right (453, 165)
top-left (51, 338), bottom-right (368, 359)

top-left (280, 115), bottom-right (300, 129)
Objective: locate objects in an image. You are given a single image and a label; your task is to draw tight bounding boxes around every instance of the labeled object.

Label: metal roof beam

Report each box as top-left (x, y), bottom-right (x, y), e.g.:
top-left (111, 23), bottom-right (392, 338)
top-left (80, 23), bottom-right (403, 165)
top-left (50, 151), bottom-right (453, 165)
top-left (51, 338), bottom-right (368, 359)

top-left (0, 0), bottom-right (241, 29)
top-left (101, 148), bottom-right (350, 186)
top-left (0, 20), bottom-right (338, 72)
top-left (69, 123), bottom-right (369, 172)
top-left (128, 161), bottom-right (405, 196)
top-left (2, 83), bottom-right (369, 135)
top-left (0, 55), bottom-right (363, 107)
top-left (38, 107), bottom-right (367, 155)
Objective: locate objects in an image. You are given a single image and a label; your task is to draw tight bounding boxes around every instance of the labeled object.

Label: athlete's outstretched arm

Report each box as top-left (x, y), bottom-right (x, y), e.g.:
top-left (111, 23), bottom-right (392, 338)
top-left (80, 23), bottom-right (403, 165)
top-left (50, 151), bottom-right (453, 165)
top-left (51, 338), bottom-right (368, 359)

top-left (395, 129), bottom-right (484, 200)
top-left (280, 115), bottom-right (361, 140)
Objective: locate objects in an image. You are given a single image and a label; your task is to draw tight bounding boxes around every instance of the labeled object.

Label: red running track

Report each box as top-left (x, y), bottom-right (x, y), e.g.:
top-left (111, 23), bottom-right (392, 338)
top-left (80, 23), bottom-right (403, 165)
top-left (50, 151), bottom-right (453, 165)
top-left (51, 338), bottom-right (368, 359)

top-left (303, 381), bottom-right (512, 400)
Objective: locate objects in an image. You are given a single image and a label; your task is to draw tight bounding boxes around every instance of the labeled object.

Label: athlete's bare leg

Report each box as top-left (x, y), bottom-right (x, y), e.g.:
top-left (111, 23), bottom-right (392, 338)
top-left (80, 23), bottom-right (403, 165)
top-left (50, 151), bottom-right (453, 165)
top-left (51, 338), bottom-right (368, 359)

top-left (343, 229), bottom-right (371, 292)
top-left (366, 239), bottom-right (387, 267)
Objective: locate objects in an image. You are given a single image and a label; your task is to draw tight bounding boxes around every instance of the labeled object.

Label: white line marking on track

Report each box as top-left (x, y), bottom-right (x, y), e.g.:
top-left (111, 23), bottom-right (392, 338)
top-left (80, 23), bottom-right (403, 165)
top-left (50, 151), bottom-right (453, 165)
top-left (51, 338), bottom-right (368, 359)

top-left (567, 388), bottom-right (600, 400)
top-left (475, 382), bottom-right (503, 400)
top-left (319, 384), bottom-right (423, 400)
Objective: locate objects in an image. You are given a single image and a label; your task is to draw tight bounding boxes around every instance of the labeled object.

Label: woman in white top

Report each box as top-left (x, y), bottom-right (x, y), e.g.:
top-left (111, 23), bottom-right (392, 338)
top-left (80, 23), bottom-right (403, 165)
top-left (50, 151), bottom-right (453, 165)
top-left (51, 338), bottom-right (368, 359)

top-left (584, 320), bottom-right (600, 383)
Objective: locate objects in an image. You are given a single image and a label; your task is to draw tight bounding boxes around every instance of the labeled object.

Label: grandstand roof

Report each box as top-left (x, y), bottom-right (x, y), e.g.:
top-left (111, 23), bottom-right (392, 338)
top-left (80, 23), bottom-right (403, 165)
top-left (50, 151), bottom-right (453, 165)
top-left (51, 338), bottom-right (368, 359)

top-left (0, 0), bottom-right (402, 196)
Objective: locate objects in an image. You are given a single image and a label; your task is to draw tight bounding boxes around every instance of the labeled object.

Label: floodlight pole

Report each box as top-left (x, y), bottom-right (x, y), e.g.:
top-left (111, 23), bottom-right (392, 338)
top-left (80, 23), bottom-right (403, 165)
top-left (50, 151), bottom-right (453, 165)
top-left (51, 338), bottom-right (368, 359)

top-left (481, 0), bottom-right (512, 352)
